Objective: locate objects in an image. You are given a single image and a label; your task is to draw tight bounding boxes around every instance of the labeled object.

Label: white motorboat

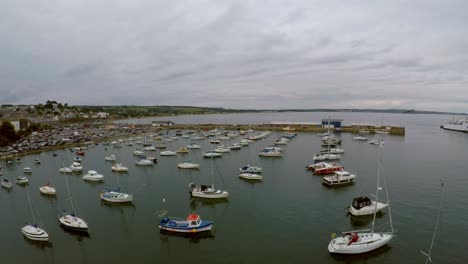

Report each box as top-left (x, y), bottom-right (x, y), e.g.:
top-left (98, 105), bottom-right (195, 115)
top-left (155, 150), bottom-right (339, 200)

top-left (112, 163), bottom-right (128, 172)
top-left (136, 159), bottom-right (153, 166)
top-left (203, 151), bottom-right (222, 158)
top-left (59, 211), bottom-right (88, 232)
top-left (70, 162), bottom-right (83, 172)
top-left (23, 167), bottom-right (32, 173)
top-left (239, 165), bottom-right (262, 173)
top-left (259, 150), bottom-right (282, 157)
top-left (39, 183), bottom-right (56, 195)
top-left (105, 155), bottom-right (117, 161)
top-left (133, 150), bottom-right (146, 156)
top-left (313, 153), bottom-right (341, 161)
top-left (59, 166), bottom-right (73, 173)
top-left (322, 171), bottom-right (356, 186)
top-left (82, 170), bottom-right (104, 181)
top-left (74, 157), bottom-right (82, 162)
top-left (21, 224), bottom-right (49, 241)
top-left (100, 188), bottom-right (133, 203)
top-left (440, 116), bottom-right (468, 132)
top-left (239, 173), bottom-right (263, 180)
top-left (33, 159), bottom-right (41, 165)
top-left (273, 138), bottom-right (289, 145)
top-left (209, 139), bottom-right (220, 144)
top-left (160, 151), bottom-right (177, 156)
top-left (16, 176), bottom-right (29, 185)
top-left (189, 183), bottom-right (229, 199)
top-left (369, 139), bottom-right (380, 145)
top-left (187, 143), bottom-right (201, 149)
top-left (143, 146), bottom-right (156, 151)
top-left (348, 196), bottom-right (388, 216)
top-left (328, 143), bottom-right (394, 254)
top-left (1, 179), bottom-right (12, 189)
top-left (177, 162), bottom-right (200, 169)
top-left (214, 146), bottom-right (230, 153)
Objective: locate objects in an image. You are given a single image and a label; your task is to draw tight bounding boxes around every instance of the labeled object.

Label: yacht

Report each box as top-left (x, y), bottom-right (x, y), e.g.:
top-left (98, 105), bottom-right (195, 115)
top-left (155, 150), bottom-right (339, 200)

top-left (59, 211), bottom-right (88, 232)
top-left (133, 150), bottom-right (146, 156)
top-left (100, 188), bottom-right (133, 203)
top-left (70, 162), bottom-right (83, 172)
top-left (322, 171), bottom-right (356, 186)
top-left (348, 196), bottom-right (388, 216)
top-left (189, 183), bottom-right (229, 199)
top-left (306, 162), bottom-right (343, 175)
top-left (176, 146), bottom-right (189, 153)
top-left (259, 150), bottom-right (282, 157)
top-left (39, 183), bottom-right (56, 195)
top-left (16, 176), bottom-right (29, 185)
top-left (21, 224), bottom-right (49, 242)
top-left (82, 170), bottom-right (104, 181)
top-left (353, 135), bottom-right (368, 141)
top-left (313, 153), bottom-right (340, 161)
top-left (441, 117), bottom-right (468, 132)
top-left (1, 179), bottom-right (13, 189)
top-left (239, 165), bottom-right (262, 173)
top-left (23, 167), bottom-right (32, 173)
top-left (239, 173), bottom-right (263, 180)
top-left (214, 146), bottom-right (230, 153)
top-left (143, 146), bottom-right (156, 151)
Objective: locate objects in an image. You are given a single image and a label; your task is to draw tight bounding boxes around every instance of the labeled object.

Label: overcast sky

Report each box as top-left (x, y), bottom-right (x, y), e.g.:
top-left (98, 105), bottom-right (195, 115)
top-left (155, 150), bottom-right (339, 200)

top-left (1, 0), bottom-right (467, 112)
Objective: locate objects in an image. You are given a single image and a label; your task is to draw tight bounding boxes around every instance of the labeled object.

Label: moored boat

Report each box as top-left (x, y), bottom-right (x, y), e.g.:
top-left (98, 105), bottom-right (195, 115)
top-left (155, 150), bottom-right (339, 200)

top-left (322, 171), bottom-right (356, 186)
top-left (159, 214), bottom-right (214, 234)
top-left (306, 162), bottom-right (344, 174)
top-left (239, 173), bottom-right (263, 180)
top-left (177, 162), bottom-right (200, 169)
top-left (21, 224), bottom-right (49, 242)
top-left (58, 211), bottom-right (88, 232)
top-left (82, 170), bottom-right (104, 181)
top-left (112, 163), bottom-right (128, 172)
top-left (39, 183), bottom-right (56, 195)
top-left (100, 188), bottom-right (133, 203)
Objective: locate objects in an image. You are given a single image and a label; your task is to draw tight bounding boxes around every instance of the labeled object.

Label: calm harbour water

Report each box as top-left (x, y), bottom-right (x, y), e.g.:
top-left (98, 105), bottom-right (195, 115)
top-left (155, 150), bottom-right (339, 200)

top-left (1, 112), bottom-right (467, 263)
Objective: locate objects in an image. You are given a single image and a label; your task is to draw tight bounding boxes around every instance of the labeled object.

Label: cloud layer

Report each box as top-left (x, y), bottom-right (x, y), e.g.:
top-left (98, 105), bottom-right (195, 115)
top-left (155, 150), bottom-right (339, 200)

top-left (1, 0), bottom-right (467, 112)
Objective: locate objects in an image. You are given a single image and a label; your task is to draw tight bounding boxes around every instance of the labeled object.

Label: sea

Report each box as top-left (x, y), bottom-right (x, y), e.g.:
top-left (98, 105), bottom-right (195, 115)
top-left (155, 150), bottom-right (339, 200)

top-left (1, 112), bottom-right (467, 263)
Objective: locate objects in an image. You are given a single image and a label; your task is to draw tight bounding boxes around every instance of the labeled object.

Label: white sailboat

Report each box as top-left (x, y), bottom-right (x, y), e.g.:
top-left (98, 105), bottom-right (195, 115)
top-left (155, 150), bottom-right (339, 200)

top-left (328, 143), bottom-right (394, 254)
top-left (189, 157), bottom-right (228, 199)
top-left (22, 185), bottom-right (49, 241)
top-left (59, 170), bottom-right (88, 232)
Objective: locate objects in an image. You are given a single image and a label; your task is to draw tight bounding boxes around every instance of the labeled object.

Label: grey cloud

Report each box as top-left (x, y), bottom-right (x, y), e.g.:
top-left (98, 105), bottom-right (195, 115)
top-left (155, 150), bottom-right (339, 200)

top-left (0, 0), bottom-right (468, 112)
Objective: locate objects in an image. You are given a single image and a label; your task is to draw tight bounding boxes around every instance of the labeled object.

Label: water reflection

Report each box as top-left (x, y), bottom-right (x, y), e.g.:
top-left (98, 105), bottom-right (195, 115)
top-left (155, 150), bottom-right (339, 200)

top-left (23, 236), bottom-right (53, 248)
top-left (159, 229), bottom-right (215, 244)
top-left (329, 244), bottom-right (392, 263)
top-left (189, 198), bottom-right (228, 210)
top-left (348, 212), bottom-right (386, 228)
top-left (60, 226), bottom-right (91, 241)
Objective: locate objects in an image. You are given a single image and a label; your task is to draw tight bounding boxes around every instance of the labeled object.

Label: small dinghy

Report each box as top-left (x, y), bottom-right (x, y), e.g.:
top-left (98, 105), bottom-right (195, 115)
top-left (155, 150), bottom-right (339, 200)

top-left (23, 167), bottom-right (32, 173)
top-left (100, 188), bottom-right (133, 203)
top-left (82, 170), bottom-right (104, 182)
top-left (203, 151), bottom-right (222, 158)
top-left (159, 213), bottom-right (214, 234)
top-left (33, 159), bottom-right (41, 165)
top-left (21, 224), bottom-right (49, 242)
top-left (58, 211), bottom-right (88, 232)
top-left (39, 183), bottom-right (56, 195)
top-left (187, 143), bottom-right (201, 149)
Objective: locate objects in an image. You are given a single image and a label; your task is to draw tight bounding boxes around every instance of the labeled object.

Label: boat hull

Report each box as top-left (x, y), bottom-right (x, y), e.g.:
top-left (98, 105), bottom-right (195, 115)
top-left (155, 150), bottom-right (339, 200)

top-left (328, 233), bottom-right (393, 254)
top-left (21, 225), bottom-right (49, 242)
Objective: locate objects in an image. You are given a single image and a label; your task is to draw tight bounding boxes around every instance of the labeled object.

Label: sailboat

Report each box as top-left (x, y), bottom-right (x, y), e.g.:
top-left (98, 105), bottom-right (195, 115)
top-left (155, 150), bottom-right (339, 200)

top-left (22, 185), bottom-right (49, 241)
top-left (314, 117), bottom-right (341, 161)
top-left (59, 170), bottom-right (88, 232)
top-left (189, 157), bottom-right (228, 199)
top-left (375, 113), bottom-right (391, 134)
top-left (239, 139), bottom-right (263, 180)
top-left (328, 142), bottom-right (394, 254)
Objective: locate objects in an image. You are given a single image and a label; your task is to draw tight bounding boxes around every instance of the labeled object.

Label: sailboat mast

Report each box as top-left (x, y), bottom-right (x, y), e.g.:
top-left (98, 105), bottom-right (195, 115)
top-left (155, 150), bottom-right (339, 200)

top-left (371, 142), bottom-right (383, 233)
top-left (211, 156), bottom-right (214, 188)
top-left (24, 185), bottom-right (37, 224)
top-left (64, 171), bottom-right (76, 212)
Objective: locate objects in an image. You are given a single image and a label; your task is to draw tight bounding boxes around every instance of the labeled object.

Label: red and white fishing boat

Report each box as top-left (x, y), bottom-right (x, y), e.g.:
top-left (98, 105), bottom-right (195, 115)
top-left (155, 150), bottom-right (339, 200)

top-left (306, 162), bottom-right (344, 175)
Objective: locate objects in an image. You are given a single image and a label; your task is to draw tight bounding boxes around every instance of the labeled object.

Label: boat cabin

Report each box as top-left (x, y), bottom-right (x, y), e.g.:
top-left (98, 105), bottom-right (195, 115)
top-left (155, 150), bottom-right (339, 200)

top-left (352, 197), bottom-right (372, 210)
top-left (186, 214), bottom-right (202, 226)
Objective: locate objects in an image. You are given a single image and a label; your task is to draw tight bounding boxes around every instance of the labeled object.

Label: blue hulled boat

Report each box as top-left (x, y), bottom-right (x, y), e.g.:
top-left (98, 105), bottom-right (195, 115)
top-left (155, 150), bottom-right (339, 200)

top-left (159, 214), bottom-right (213, 234)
